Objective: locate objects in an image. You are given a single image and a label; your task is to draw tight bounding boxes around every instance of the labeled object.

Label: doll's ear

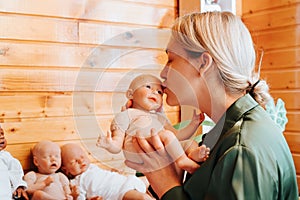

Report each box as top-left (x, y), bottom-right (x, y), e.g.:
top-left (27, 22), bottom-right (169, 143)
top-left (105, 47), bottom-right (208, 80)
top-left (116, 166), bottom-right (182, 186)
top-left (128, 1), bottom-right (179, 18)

top-left (126, 89), bottom-right (134, 99)
top-left (61, 165), bottom-right (67, 174)
top-left (33, 156), bottom-right (39, 167)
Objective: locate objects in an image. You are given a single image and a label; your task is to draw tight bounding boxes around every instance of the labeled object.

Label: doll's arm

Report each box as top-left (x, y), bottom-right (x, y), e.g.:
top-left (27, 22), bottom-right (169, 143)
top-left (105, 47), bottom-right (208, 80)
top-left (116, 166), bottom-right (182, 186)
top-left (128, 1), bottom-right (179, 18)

top-left (167, 110), bottom-right (204, 141)
top-left (23, 171), bottom-right (53, 194)
top-left (97, 128), bottom-right (125, 154)
top-left (59, 172), bottom-right (73, 200)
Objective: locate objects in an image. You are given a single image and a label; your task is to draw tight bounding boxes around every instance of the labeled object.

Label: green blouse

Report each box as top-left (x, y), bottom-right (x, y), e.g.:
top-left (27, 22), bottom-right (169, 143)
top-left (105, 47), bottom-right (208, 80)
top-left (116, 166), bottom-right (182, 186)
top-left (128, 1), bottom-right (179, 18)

top-left (162, 94), bottom-right (298, 200)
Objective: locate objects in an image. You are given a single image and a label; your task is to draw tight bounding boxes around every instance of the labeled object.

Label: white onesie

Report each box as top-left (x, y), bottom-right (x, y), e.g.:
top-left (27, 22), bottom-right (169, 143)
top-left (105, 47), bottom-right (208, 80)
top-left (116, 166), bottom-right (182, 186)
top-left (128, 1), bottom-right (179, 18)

top-left (71, 164), bottom-right (146, 200)
top-left (0, 150), bottom-right (27, 200)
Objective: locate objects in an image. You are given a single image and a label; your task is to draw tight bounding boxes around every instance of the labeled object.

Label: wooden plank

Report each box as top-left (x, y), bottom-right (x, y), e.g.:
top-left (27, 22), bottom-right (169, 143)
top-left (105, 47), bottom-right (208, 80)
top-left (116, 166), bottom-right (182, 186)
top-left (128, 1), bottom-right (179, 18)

top-left (0, 0), bottom-right (175, 27)
top-left (271, 90), bottom-right (300, 110)
top-left (251, 26), bottom-right (300, 50)
top-left (0, 41), bottom-right (167, 67)
top-left (286, 111), bottom-right (300, 132)
top-left (79, 22), bottom-right (171, 45)
top-left (0, 92), bottom-right (179, 119)
top-left (0, 14), bottom-right (78, 43)
top-left (284, 132), bottom-right (300, 154)
top-left (122, 0), bottom-right (176, 7)
top-left (0, 68), bottom-right (163, 92)
top-left (297, 175), bottom-right (300, 194)
top-left (0, 14), bottom-right (171, 45)
top-left (242, 0), bottom-right (300, 14)
top-left (262, 48), bottom-right (300, 70)
top-left (2, 112), bottom-right (180, 143)
top-left (261, 69), bottom-right (300, 90)
top-left (179, 0), bottom-right (199, 16)
top-left (242, 6), bottom-right (300, 31)
top-left (294, 154), bottom-right (300, 174)
top-left (0, 41), bottom-right (92, 67)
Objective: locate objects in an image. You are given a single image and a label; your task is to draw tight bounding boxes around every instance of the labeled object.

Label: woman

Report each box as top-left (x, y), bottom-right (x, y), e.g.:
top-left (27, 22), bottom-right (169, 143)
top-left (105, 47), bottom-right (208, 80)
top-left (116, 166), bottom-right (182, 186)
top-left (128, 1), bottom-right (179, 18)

top-left (125, 12), bottom-right (298, 199)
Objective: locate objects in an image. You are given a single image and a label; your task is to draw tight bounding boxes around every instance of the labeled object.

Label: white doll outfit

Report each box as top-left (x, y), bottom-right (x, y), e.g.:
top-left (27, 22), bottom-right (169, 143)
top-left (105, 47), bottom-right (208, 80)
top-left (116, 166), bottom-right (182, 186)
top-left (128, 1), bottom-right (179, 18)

top-left (0, 150), bottom-right (27, 200)
top-left (71, 163), bottom-right (146, 200)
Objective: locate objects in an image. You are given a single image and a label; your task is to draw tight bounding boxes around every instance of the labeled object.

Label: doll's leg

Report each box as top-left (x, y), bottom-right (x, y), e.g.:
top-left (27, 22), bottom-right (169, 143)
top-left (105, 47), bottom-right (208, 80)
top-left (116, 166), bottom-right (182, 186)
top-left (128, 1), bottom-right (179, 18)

top-left (187, 145), bottom-right (210, 163)
top-left (159, 131), bottom-right (200, 174)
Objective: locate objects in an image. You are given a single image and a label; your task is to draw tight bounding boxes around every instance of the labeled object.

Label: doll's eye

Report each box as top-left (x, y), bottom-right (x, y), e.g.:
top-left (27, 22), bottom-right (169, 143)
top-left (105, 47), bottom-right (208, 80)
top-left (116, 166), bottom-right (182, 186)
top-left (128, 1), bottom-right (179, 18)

top-left (146, 85), bottom-right (151, 89)
top-left (157, 90), bottom-right (163, 95)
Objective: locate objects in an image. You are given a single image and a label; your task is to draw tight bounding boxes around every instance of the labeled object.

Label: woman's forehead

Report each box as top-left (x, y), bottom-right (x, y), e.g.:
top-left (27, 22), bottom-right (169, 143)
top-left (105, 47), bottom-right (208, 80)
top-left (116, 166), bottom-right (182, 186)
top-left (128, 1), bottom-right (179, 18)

top-left (166, 39), bottom-right (188, 58)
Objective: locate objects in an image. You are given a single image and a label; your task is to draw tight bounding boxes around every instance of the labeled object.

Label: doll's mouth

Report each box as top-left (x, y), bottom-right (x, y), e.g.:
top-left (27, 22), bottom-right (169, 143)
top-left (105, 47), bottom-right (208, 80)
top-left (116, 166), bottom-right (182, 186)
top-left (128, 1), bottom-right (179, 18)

top-left (50, 163), bottom-right (58, 168)
top-left (148, 97), bottom-right (157, 102)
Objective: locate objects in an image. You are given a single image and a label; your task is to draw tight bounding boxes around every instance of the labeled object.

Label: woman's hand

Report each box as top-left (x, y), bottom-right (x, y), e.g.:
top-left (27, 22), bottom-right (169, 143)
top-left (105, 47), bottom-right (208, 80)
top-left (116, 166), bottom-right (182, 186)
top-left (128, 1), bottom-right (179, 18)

top-left (125, 129), bottom-right (182, 198)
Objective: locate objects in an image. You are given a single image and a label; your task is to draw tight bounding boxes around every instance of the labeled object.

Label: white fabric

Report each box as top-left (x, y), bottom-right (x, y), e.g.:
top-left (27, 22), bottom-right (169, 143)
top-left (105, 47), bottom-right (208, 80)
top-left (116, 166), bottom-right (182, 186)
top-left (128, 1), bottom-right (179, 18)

top-left (71, 164), bottom-right (146, 200)
top-left (0, 150), bottom-right (27, 200)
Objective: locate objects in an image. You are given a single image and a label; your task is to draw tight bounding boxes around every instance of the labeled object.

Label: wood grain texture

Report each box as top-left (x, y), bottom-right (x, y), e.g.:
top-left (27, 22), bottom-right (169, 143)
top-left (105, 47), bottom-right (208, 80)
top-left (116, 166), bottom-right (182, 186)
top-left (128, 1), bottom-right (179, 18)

top-left (0, 0), bottom-right (178, 174)
top-left (0, 0), bottom-right (175, 27)
top-left (242, 0), bottom-right (300, 14)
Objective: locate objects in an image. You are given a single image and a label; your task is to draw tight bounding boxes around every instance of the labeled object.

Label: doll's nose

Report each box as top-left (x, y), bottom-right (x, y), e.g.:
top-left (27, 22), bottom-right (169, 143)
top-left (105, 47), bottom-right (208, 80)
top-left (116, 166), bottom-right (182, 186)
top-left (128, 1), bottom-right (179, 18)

top-left (153, 90), bottom-right (159, 94)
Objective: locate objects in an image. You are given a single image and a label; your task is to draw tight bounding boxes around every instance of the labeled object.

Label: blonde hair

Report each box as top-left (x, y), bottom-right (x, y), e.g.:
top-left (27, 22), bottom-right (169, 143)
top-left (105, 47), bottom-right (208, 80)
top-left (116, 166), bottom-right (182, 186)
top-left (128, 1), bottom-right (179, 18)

top-left (171, 11), bottom-right (272, 107)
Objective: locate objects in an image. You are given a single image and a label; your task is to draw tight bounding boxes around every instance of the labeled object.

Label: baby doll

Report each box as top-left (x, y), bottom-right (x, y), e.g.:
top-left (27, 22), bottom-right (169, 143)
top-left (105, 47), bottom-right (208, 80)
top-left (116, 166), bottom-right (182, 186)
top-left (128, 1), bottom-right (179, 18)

top-left (23, 140), bottom-right (72, 200)
top-left (97, 74), bottom-right (210, 174)
top-left (61, 143), bottom-right (154, 200)
top-left (0, 125), bottom-right (29, 200)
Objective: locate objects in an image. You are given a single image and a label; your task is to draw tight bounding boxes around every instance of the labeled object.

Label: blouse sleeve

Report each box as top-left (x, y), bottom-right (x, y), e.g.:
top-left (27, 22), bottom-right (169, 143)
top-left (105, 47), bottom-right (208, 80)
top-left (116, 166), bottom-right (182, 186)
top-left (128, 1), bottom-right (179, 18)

top-left (161, 186), bottom-right (190, 200)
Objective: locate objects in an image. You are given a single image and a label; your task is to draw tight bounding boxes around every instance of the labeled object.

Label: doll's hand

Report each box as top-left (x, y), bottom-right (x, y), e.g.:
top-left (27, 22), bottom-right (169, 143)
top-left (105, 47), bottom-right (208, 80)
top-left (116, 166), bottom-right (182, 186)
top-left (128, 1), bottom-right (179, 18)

top-left (191, 110), bottom-right (205, 126)
top-left (44, 176), bottom-right (54, 187)
top-left (70, 184), bottom-right (79, 199)
top-left (121, 99), bottom-right (133, 111)
top-left (88, 196), bottom-right (103, 200)
top-left (13, 186), bottom-right (29, 200)
top-left (96, 131), bottom-right (113, 149)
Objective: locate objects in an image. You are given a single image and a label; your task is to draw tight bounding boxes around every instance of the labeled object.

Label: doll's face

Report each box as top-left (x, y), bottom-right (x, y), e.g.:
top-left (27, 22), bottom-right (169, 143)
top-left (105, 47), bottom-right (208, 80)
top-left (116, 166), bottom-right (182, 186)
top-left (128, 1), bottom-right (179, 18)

top-left (131, 81), bottom-right (163, 112)
top-left (33, 142), bottom-right (61, 174)
top-left (61, 144), bottom-right (90, 177)
top-left (0, 127), bottom-right (7, 151)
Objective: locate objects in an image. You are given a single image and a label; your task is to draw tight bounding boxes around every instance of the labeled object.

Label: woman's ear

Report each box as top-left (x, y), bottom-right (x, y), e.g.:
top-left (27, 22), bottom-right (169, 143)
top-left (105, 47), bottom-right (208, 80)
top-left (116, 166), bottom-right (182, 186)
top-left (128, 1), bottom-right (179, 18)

top-left (126, 89), bottom-right (134, 99)
top-left (198, 52), bottom-right (213, 75)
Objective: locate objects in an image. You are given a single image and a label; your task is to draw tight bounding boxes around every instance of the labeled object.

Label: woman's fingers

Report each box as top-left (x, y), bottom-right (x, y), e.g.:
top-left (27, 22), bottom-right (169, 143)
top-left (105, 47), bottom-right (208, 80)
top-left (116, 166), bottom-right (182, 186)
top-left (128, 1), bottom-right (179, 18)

top-left (135, 131), bottom-right (155, 154)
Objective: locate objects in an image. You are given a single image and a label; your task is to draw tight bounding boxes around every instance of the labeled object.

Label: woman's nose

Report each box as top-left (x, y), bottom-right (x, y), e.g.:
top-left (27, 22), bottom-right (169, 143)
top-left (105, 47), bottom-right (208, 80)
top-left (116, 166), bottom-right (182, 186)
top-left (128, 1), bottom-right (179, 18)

top-left (160, 65), bottom-right (168, 79)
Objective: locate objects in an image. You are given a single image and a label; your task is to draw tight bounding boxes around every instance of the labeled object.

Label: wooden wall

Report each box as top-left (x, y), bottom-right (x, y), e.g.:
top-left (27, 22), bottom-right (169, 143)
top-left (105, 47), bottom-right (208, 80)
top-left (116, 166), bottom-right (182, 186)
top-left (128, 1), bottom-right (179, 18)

top-left (242, 0), bottom-right (300, 193)
top-left (0, 0), bottom-right (179, 174)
